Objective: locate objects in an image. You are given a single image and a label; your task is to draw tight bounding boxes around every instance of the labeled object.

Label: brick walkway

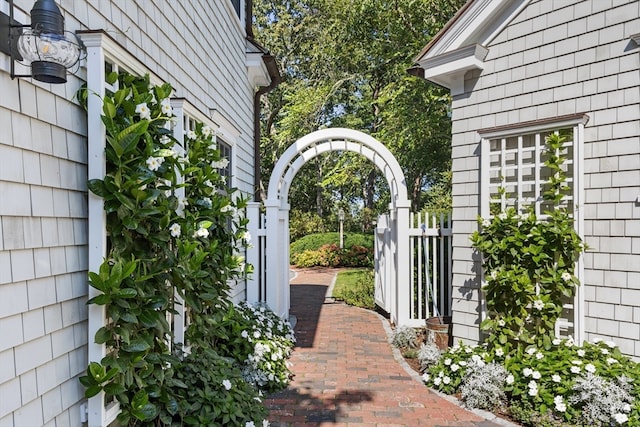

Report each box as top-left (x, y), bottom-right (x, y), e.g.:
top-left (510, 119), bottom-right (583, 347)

top-left (265, 268), bottom-right (510, 427)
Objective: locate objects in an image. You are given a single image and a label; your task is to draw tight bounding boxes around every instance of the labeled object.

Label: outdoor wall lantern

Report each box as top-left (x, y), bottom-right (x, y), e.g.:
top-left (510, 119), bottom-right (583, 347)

top-left (0, 0), bottom-right (84, 83)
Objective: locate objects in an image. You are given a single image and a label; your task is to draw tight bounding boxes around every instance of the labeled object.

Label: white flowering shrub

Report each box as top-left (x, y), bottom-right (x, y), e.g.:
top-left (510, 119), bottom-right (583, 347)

top-left (78, 72), bottom-right (273, 426)
top-left (236, 302), bottom-right (296, 392)
top-left (391, 325), bottom-right (419, 348)
top-left (423, 338), bottom-right (640, 426)
top-left (460, 362), bottom-right (508, 411)
top-left (174, 347), bottom-right (269, 426)
top-left (417, 342), bottom-right (442, 371)
top-left (569, 373), bottom-right (633, 426)
top-left (470, 133), bottom-right (585, 353)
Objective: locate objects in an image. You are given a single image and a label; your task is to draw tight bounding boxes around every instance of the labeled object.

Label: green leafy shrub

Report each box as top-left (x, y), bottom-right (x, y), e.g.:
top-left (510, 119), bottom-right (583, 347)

top-left (290, 235), bottom-right (374, 268)
top-left (470, 132), bottom-right (585, 352)
top-left (79, 72), bottom-right (293, 426)
top-left (290, 232), bottom-right (373, 255)
top-left (289, 209), bottom-right (327, 241)
top-left (173, 348), bottom-right (268, 426)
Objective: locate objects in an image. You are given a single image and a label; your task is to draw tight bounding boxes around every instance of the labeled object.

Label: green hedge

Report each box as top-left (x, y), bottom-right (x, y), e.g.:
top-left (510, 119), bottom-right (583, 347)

top-left (290, 232), bottom-right (373, 255)
top-left (290, 233), bottom-right (374, 268)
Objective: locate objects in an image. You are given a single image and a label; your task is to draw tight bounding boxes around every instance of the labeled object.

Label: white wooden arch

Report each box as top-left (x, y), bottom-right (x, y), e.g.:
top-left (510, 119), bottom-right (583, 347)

top-left (262, 127), bottom-right (412, 326)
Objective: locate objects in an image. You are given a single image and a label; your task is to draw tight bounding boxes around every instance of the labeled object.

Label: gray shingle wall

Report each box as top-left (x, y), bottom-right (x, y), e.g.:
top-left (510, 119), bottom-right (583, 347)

top-left (449, 0), bottom-right (640, 354)
top-left (0, 1), bottom-right (256, 424)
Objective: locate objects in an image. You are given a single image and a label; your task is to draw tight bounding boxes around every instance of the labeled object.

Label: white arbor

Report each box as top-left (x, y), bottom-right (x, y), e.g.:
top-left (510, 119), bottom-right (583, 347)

top-left (247, 128), bottom-right (414, 326)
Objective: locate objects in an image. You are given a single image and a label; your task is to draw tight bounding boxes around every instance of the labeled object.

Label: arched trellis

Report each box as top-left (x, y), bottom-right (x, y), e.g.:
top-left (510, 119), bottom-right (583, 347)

top-left (247, 128), bottom-right (412, 326)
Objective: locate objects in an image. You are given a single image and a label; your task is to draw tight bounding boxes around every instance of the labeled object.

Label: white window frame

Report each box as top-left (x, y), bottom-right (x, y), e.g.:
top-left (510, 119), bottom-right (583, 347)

top-left (211, 109), bottom-right (240, 190)
top-left (478, 114), bottom-right (588, 344)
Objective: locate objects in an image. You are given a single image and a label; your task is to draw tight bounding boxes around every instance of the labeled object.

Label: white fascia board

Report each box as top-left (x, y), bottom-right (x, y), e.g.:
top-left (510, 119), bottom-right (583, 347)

top-left (631, 33), bottom-right (640, 45)
top-left (424, 0), bottom-right (529, 60)
top-left (246, 51), bottom-right (270, 88)
top-left (418, 44), bottom-right (488, 94)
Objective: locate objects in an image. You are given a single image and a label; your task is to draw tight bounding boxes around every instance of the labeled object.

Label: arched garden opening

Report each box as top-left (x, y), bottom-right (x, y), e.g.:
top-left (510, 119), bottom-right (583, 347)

top-left (247, 127), bottom-right (416, 326)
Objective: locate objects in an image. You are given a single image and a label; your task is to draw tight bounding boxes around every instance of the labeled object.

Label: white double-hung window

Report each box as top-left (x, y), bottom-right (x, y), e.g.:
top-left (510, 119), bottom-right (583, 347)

top-left (478, 113), bottom-right (588, 343)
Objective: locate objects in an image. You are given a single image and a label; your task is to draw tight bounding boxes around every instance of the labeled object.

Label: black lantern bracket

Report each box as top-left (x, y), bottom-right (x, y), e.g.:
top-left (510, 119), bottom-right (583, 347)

top-left (0, 0), bottom-right (85, 84)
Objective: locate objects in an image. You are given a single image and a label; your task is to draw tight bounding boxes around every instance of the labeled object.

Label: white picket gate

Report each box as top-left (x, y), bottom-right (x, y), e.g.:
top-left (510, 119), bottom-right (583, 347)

top-left (375, 211), bottom-right (452, 326)
top-left (247, 201), bottom-right (452, 327)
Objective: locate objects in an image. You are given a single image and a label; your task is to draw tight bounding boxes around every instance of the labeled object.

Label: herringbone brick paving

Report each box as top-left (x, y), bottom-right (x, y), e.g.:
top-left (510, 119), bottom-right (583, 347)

top-left (265, 268), bottom-right (511, 427)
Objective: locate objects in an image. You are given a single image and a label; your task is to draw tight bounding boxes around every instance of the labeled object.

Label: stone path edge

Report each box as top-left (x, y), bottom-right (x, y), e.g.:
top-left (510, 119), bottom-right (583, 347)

top-left (355, 304), bottom-right (520, 427)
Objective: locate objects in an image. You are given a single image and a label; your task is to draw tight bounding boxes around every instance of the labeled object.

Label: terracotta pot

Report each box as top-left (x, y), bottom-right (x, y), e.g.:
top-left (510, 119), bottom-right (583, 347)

top-left (425, 316), bottom-right (452, 350)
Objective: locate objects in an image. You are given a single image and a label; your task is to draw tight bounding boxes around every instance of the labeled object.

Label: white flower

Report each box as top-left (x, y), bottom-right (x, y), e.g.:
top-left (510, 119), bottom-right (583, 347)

top-left (186, 130), bottom-right (197, 140)
top-left (532, 371), bottom-right (541, 380)
top-left (458, 361), bottom-right (467, 366)
top-left (242, 231), bottom-right (252, 243)
top-left (585, 363), bottom-right (596, 373)
top-left (607, 357), bottom-right (618, 364)
top-left (175, 196), bottom-right (188, 217)
top-left (601, 348), bottom-right (610, 355)
top-left (212, 158), bottom-right (230, 169)
top-left (561, 271), bottom-right (572, 282)
top-left (505, 374), bottom-right (514, 385)
top-left (202, 125), bottom-right (212, 137)
top-left (623, 404), bottom-right (631, 413)
top-left (433, 377), bottom-right (441, 386)
top-left (498, 212), bottom-right (507, 220)
top-left (577, 349), bottom-right (585, 357)
top-left (571, 360), bottom-right (583, 365)
top-left (554, 396), bottom-right (566, 412)
top-left (160, 135), bottom-right (171, 145)
top-left (245, 422), bottom-right (255, 427)
top-left (221, 204), bottom-right (235, 214)
top-left (135, 103), bottom-right (151, 120)
top-left (593, 337), bottom-right (603, 343)
top-left (526, 347), bottom-right (537, 355)
top-left (606, 340), bottom-right (617, 348)
top-left (146, 156), bottom-right (162, 172)
top-left (450, 364), bottom-right (460, 372)
top-left (254, 331), bottom-right (261, 339)
top-left (193, 226), bottom-right (209, 238)
top-left (263, 420), bottom-right (270, 427)
top-left (523, 368), bottom-right (533, 377)
top-left (528, 380), bottom-right (537, 389)
top-left (169, 223), bottom-right (181, 237)
top-left (482, 218), bottom-right (491, 228)
top-left (528, 387), bottom-right (538, 397)
top-left (442, 376), bottom-right (451, 385)
top-left (222, 379), bottom-right (232, 390)
top-left (535, 352), bottom-right (544, 360)
top-left (614, 413), bottom-right (628, 424)
top-left (564, 339), bottom-right (574, 347)
top-left (552, 374), bottom-right (561, 383)
top-left (160, 98), bottom-right (172, 115)
top-left (497, 319), bottom-right (506, 327)
top-left (495, 348), bottom-right (504, 357)
top-left (241, 330), bottom-right (249, 338)
top-left (422, 373), bottom-right (430, 383)
top-left (444, 358), bottom-right (452, 366)
top-left (533, 299), bottom-right (545, 310)
top-left (570, 365), bottom-right (581, 374)
top-left (552, 338), bottom-right (562, 345)
top-left (490, 270), bottom-right (498, 280)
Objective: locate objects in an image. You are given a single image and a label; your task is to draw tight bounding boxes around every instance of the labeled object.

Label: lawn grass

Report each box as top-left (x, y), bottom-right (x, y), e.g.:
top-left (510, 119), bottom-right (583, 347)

top-left (332, 268), bottom-right (375, 309)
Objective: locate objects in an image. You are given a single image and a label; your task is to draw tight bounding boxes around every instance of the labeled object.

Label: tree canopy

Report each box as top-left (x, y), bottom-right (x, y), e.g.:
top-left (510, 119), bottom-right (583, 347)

top-left (254, 0), bottom-right (464, 218)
